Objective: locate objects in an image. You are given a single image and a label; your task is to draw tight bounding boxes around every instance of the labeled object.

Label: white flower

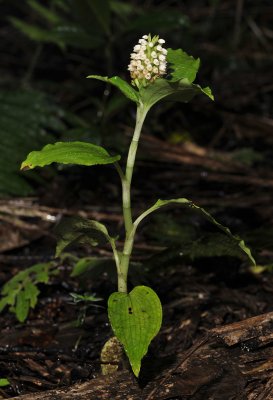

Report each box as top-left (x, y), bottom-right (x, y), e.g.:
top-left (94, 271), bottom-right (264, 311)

top-left (128, 34), bottom-right (168, 85)
top-left (139, 38), bottom-right (147, 45)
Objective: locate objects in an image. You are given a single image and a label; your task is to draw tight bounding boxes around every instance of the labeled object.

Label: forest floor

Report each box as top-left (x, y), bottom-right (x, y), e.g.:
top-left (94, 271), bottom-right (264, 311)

top-left (1, 142), bottom-right (273, 399)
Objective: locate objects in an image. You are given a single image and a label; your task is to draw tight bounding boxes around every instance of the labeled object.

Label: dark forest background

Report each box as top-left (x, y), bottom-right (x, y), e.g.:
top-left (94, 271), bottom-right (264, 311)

top-left (0, 0), bottom-right (272, 198)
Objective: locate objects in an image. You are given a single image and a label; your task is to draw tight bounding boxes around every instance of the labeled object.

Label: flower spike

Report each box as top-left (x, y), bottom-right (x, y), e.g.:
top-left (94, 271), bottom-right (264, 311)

top-left (128, 34), bottom-right (167, 87)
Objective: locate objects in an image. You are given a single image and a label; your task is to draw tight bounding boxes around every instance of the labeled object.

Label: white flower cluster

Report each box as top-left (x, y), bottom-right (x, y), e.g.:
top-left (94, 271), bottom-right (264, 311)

top-left (128, 34), bottom-right (167, 86)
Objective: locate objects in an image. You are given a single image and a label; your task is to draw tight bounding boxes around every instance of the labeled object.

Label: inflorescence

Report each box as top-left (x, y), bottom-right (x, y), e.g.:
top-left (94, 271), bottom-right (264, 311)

top-left (128, 34), bottom-right (167, 87)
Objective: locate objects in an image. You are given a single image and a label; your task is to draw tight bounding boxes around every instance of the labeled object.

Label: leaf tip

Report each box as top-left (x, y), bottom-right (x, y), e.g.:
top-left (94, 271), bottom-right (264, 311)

top-left (20, 162), bottom-right (31, 171)
top-left (203, 86), bottom-right (214, 101)
top-left (55, 249), bottom-right (60, 259)
top-left (132, 363), bottom-right (140, 377)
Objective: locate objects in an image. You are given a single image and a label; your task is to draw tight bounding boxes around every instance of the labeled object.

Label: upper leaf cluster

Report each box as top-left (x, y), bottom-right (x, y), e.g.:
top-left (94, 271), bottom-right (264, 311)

top-left (88, 47), bottom-right (214, 109)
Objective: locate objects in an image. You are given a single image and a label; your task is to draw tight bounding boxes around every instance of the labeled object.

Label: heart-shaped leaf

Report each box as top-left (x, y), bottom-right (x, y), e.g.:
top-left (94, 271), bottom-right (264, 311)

top-left (87, 75), bottom-right (139, 104)
top-left (108, 285), bottom-right (162, 377)
top-left (134, 198), bottom-right (255, 266)
top-left (21, 141), bottom-right (120, 170)
top-left (167, 48), bottom-right (200, 83)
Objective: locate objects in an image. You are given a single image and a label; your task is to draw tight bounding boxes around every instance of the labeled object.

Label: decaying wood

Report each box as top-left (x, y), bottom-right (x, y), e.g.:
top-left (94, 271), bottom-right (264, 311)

top-left (12, 311), bottom-right (273, 399)
top-left (0, 199), bottom-right (122, 222)
top-left (141, 134), bottom-right (273, 188)
top-left (12, 372), bottom-right (141, 400)
top-left (142, 134), bottom-right (247, 173)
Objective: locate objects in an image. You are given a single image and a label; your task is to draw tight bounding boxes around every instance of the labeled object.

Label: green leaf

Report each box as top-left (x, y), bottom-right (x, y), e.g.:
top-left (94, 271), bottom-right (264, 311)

top-left (136, 47), bottom-right (213, 108)
top-left (10, 18), bottom-right (102, 50)
top-left (21, 141), bottom-right (120, 170)
top-left (87, 75), bottom-right (139, 104)
top-left (134, 198), bottom-right (255, 265)
top-left (0, 89), bottom-right (70, 196)
top-left (71, 257), bottom-right (104, 277)
top-left (0, 262), bottom-right (57, 322)
top-left (71, 257), bottom-right (116, 281)
top-left (10, 18), bottom-right (65, 47)
top-left (108, 286), bottom-right (162, 377)
top-left (86, 0), bottom-right (110, 35)
top-left (27, 0), bottom-right (62, 24)
top-left (1, 271), bottom-right (26, 296)
top-left (167, 48), bottom-right (200, 83)
top-left (0, 379), bottom-right (10, 387)
top-left (15, 290), bottom-right (30, 322)
top-left (34, 265), bottom-right (50, 283)
top-left (110, 1), bottom-right (135, 17)
top-left (124, 10), bottom-right (188, 32)
top-left (0, 298), bottom-right (9, 313)
top-left (55, 217), bottom-right (115, 257)
top-left (139, 78), bottom-right (213, 110)
top-left (24, 281), bottom-right (40, 308)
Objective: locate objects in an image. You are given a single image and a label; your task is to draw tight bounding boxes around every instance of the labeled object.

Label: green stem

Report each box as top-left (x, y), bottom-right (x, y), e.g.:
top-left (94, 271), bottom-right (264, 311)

top-left (117, 103), bottom-right (148, 293)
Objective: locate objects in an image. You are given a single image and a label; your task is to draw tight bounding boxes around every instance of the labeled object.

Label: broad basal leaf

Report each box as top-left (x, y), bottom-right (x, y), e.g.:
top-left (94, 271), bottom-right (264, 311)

top-left (87, 75), bottom-right (139, 104)
top-left (134, 198), bottom-right (255, 265)
top-left (139, 78), bottom-right (213, 110)
top-left (55, 216), bottom-right (116, 257)
top-left (108, 285), bottom-right (162, 377)
top-left (21, 141), bottom-right (120, 170)
top-left (167, 48), bottom-right (200, 83)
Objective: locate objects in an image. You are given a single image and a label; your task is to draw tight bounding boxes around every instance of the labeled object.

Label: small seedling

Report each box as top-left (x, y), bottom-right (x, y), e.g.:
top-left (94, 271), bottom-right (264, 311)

top-left (0, 262), bottom-right (58, 322)
top-left (20, 34), bottom-right (255, 376)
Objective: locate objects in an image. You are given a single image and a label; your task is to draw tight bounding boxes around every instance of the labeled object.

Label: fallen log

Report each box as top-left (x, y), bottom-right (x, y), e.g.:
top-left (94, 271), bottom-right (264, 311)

top-left (13, 311), bottom-right (273, 399)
